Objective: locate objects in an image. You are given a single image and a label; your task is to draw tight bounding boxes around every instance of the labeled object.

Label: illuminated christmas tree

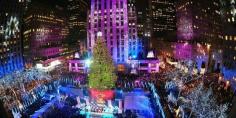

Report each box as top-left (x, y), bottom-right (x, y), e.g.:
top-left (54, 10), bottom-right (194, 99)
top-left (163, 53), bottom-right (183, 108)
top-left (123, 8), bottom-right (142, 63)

top-left (88, 34), bottom-right (117, 90)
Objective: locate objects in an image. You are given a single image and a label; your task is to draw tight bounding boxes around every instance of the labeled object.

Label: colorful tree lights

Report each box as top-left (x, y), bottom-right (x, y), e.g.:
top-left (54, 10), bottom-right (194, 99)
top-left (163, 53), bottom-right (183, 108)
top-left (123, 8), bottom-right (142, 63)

top-left (88, 36), bottom-right (117, 90)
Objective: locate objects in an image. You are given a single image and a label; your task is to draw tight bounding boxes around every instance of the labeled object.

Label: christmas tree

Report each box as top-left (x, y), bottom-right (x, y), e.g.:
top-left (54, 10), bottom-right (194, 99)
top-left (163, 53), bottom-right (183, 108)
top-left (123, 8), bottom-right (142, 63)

top-left (88, 35), bottom-right (117, 90)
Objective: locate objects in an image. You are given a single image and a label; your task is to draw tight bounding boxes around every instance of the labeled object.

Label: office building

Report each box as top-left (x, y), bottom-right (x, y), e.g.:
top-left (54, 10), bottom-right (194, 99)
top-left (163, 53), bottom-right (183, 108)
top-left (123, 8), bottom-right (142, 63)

top-left (150, 0), bottom-right (176, 39)
top-left (0, 0), bottom-right (25, 77)
top-left (23, 2), bottom-right (68, 69)
top-left (176, 0), bottom-right (222, 43)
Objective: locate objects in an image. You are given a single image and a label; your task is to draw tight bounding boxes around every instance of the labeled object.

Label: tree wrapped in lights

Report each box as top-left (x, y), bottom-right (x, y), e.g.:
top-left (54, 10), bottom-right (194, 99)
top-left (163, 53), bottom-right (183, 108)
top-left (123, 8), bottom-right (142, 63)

top-left (88, 35), bottom-right (117, 90)
top-left (165, 81), bottom-right (177, 91)
top-left (183, 83), bottom-right (228, 118)
top-left (0, 68), bottom-right (53, 112)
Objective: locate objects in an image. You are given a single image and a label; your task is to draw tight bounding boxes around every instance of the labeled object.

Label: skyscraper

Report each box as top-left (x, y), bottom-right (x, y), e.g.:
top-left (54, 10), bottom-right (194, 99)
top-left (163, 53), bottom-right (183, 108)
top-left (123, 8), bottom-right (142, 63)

top-left (176, 0), bottom-right (222, 43)
top-left (0, 0), bottom-right (25, 77)
top-left (127, 0), bottom-right (139, 58)
top-left (136, 0), bottom-right (152, 39)
top-left (68, 0), bottom-right (88, 30)
top-left (150, 0), bottom-right (176, 39)
top-left (88, 0), bottom-right (139, 65)
top-left (23, 1), bottom-right (68, 69)
top-left (67, 0), bottom-right (88, 53)
top-left (220, 0), bottom-right (236, 69)
top-left (136, 0), bottom-right (152, 52)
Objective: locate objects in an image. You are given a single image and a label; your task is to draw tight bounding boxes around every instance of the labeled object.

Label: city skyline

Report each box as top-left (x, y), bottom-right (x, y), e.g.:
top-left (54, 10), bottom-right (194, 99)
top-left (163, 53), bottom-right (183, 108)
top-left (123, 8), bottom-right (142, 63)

top-left (0, 0), bottom-right (236, 118)
top-left (0, 0), bottom-right (235, 89)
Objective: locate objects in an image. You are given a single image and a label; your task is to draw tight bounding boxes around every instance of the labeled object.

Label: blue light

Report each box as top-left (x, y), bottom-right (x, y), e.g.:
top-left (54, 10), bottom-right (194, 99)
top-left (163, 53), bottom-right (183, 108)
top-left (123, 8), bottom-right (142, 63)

top-left (132, 55), bottom-right (137, 59)
top-left (85, 59), bottom-right (92, 67)
top-left (0, 55), bottom-right (24, 78)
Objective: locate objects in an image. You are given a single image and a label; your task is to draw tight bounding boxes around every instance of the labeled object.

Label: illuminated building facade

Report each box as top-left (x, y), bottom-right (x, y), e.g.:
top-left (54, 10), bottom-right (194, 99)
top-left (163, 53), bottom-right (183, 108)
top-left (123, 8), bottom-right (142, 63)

top-left (23, 3), bottom-right (68, 68)
top-left (128, 0), bottom-right (139, 58)
top-left (176, 0), bottom-right (222, 42)
top-left (158, 42), bottom-right (223, 74)
top-left (88, 0), bottom-right (140, 64)
top-left (136, 0), bottom-right (152, 39)
top-left (67, 0), bottom-right (88, 54)
top-left (220, 0), bottom-right (236, 77)
top-left (128, 50), bottom-right (159, 74)
top-left (135, 0), bottom-right (152, 50)
top-left (68, 50), bottom-right (160, 74)
top-left (0, 0), bottom-right (25, 78)
top-left (150, 0), bottom-right (176, 39)
top-left (68, 0), bottom-right (88, 30)
top-left (68, 59), bottom-right (89, 73)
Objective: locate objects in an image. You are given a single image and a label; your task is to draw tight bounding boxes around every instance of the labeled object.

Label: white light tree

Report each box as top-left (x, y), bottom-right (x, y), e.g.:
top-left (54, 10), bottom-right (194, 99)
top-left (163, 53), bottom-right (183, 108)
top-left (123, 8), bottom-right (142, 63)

top-left (167, 92), bottom-right (177, 105)
top-left (163, 67), bottom-right (226, 118)
top-left (183, 83), bottom-right (228, 118)
top-left (164, 69), bottom-right (187, 99)
top-left (165, 80), bottom-right (177, 90)
top-left (0, 68), bottom-right (53, 112)
top-left (164, 67), bottom-right (201, 96)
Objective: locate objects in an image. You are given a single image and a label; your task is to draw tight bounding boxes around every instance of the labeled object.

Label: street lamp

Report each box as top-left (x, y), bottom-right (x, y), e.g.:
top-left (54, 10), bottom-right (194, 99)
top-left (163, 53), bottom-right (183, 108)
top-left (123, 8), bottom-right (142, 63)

top-left (207, 44), bottom-right (211, 50)
top-left (225, 81), bottom-right (230, 90)
top-left (218, 76), bottom-right (222, 84)
top-left (85, 59), bottom-right (92, 68)
top-left (85, 59), bottom-right (92, 73)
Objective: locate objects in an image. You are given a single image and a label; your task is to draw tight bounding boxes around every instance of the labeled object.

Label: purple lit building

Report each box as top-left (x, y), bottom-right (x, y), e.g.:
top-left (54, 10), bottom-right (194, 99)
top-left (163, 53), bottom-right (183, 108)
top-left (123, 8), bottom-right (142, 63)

top-left (68, 50), bottom-right (160, 74)
top-left (87, 0), bottom-right (139, 65)
top-left (23, 3), bottom-right (68, 68)
top-left (176, 0), bottom-right (222, 43)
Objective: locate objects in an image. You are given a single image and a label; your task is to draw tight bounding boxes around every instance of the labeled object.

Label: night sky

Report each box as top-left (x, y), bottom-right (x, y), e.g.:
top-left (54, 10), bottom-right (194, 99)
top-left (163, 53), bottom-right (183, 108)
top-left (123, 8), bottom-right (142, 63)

top-left (30, 0), bottom-right (68, 8)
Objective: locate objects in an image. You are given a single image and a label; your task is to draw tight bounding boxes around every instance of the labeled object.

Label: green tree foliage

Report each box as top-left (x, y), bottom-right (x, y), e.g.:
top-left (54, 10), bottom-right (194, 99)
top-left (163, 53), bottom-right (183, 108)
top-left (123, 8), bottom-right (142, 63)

top-left (88, 37), bottom-right (117, 90)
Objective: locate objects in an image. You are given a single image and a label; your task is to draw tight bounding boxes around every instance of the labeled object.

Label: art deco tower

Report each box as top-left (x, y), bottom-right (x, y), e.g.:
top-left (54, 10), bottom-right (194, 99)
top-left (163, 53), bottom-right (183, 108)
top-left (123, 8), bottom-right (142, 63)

top-left (88, 0), bottom-right (138, 65)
